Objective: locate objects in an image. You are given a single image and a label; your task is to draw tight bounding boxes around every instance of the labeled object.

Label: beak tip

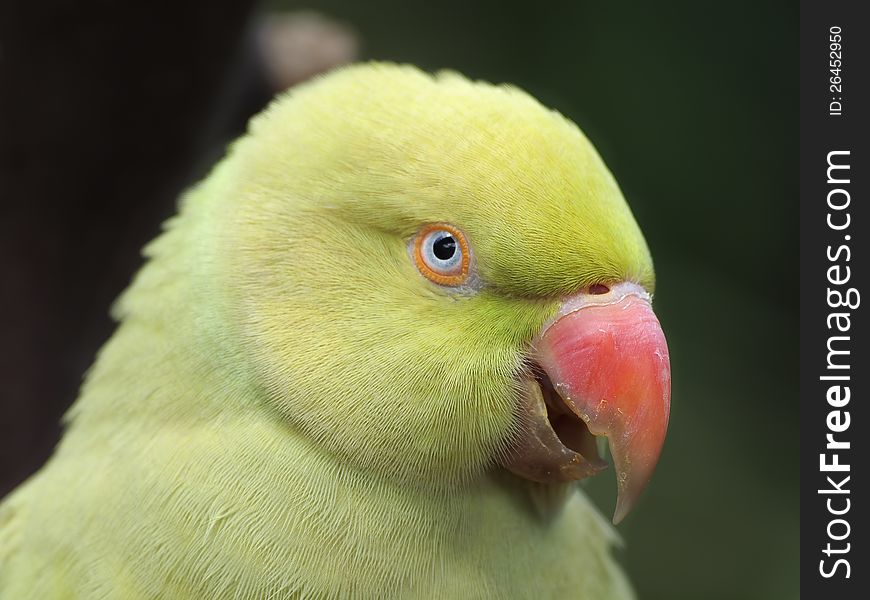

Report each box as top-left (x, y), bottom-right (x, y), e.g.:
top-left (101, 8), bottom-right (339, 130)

top-left (612, 508), bottom-right (626, 526)
top-left (611, 484), bottom-right (640, 525)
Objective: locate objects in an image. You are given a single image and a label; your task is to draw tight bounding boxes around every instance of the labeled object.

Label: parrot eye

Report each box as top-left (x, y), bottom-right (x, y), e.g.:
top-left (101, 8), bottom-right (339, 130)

top-left (412, 223), bottom-right (471, 287)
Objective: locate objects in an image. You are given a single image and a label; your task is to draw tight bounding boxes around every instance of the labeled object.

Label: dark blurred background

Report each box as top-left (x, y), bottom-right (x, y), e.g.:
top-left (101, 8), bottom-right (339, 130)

top-left (0, 1), bottom-right (797, 598)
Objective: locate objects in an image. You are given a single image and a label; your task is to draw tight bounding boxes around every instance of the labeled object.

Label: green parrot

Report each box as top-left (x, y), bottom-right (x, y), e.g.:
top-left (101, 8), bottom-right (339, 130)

top-left (0, 63), bottom-right (670, 599)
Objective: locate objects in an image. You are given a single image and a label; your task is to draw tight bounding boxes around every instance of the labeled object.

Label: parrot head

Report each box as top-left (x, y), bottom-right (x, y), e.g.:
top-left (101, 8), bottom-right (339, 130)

top-left (210, 63), bottom-right (669, 523)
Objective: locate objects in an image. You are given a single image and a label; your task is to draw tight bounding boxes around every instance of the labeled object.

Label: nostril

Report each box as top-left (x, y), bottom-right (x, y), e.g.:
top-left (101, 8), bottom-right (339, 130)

top-left (589, 283), bottom-right (610, 295)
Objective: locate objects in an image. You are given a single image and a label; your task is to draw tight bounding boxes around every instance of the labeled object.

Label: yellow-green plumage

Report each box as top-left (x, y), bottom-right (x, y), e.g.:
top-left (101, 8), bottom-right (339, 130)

top-left (0, 63), bottom-right (653, 598)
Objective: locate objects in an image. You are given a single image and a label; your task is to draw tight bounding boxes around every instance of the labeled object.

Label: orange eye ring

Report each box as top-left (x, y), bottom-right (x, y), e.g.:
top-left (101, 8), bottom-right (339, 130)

top-left (413, 223), bottom-right (471, 287)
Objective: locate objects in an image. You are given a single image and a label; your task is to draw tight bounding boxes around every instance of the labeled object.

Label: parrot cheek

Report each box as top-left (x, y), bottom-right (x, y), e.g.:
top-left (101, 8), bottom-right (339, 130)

top-left (502, 282), bottom-right (671, 523)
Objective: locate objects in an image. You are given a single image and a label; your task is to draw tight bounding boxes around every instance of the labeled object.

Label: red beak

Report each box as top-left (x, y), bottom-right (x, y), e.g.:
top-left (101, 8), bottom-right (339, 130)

top-left (504, 282), bottom-right (671, 523)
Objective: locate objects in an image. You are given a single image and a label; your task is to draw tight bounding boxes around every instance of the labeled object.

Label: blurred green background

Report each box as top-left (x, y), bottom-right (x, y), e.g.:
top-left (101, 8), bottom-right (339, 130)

top-left (266, 1), bottom-right (798, 598)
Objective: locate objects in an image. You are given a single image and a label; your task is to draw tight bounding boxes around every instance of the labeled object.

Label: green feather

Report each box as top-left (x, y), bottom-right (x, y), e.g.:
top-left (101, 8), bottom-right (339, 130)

top-left (1, 62), bottom-right (651, 598)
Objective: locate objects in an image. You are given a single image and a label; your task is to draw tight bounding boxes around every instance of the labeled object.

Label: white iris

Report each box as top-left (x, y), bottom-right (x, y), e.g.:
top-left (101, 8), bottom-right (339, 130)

top-left (422, 229), bottom-right (462, 272)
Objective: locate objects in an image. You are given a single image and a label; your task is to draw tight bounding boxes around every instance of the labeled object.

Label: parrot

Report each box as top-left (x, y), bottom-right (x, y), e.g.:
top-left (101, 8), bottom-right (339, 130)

top-left (0, 63), bottom-right (670, 599)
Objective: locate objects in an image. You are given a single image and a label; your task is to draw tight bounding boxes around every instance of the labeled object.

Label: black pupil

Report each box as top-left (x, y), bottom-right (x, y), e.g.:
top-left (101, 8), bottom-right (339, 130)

top-left (433, 235), bottom-right (457, 260)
